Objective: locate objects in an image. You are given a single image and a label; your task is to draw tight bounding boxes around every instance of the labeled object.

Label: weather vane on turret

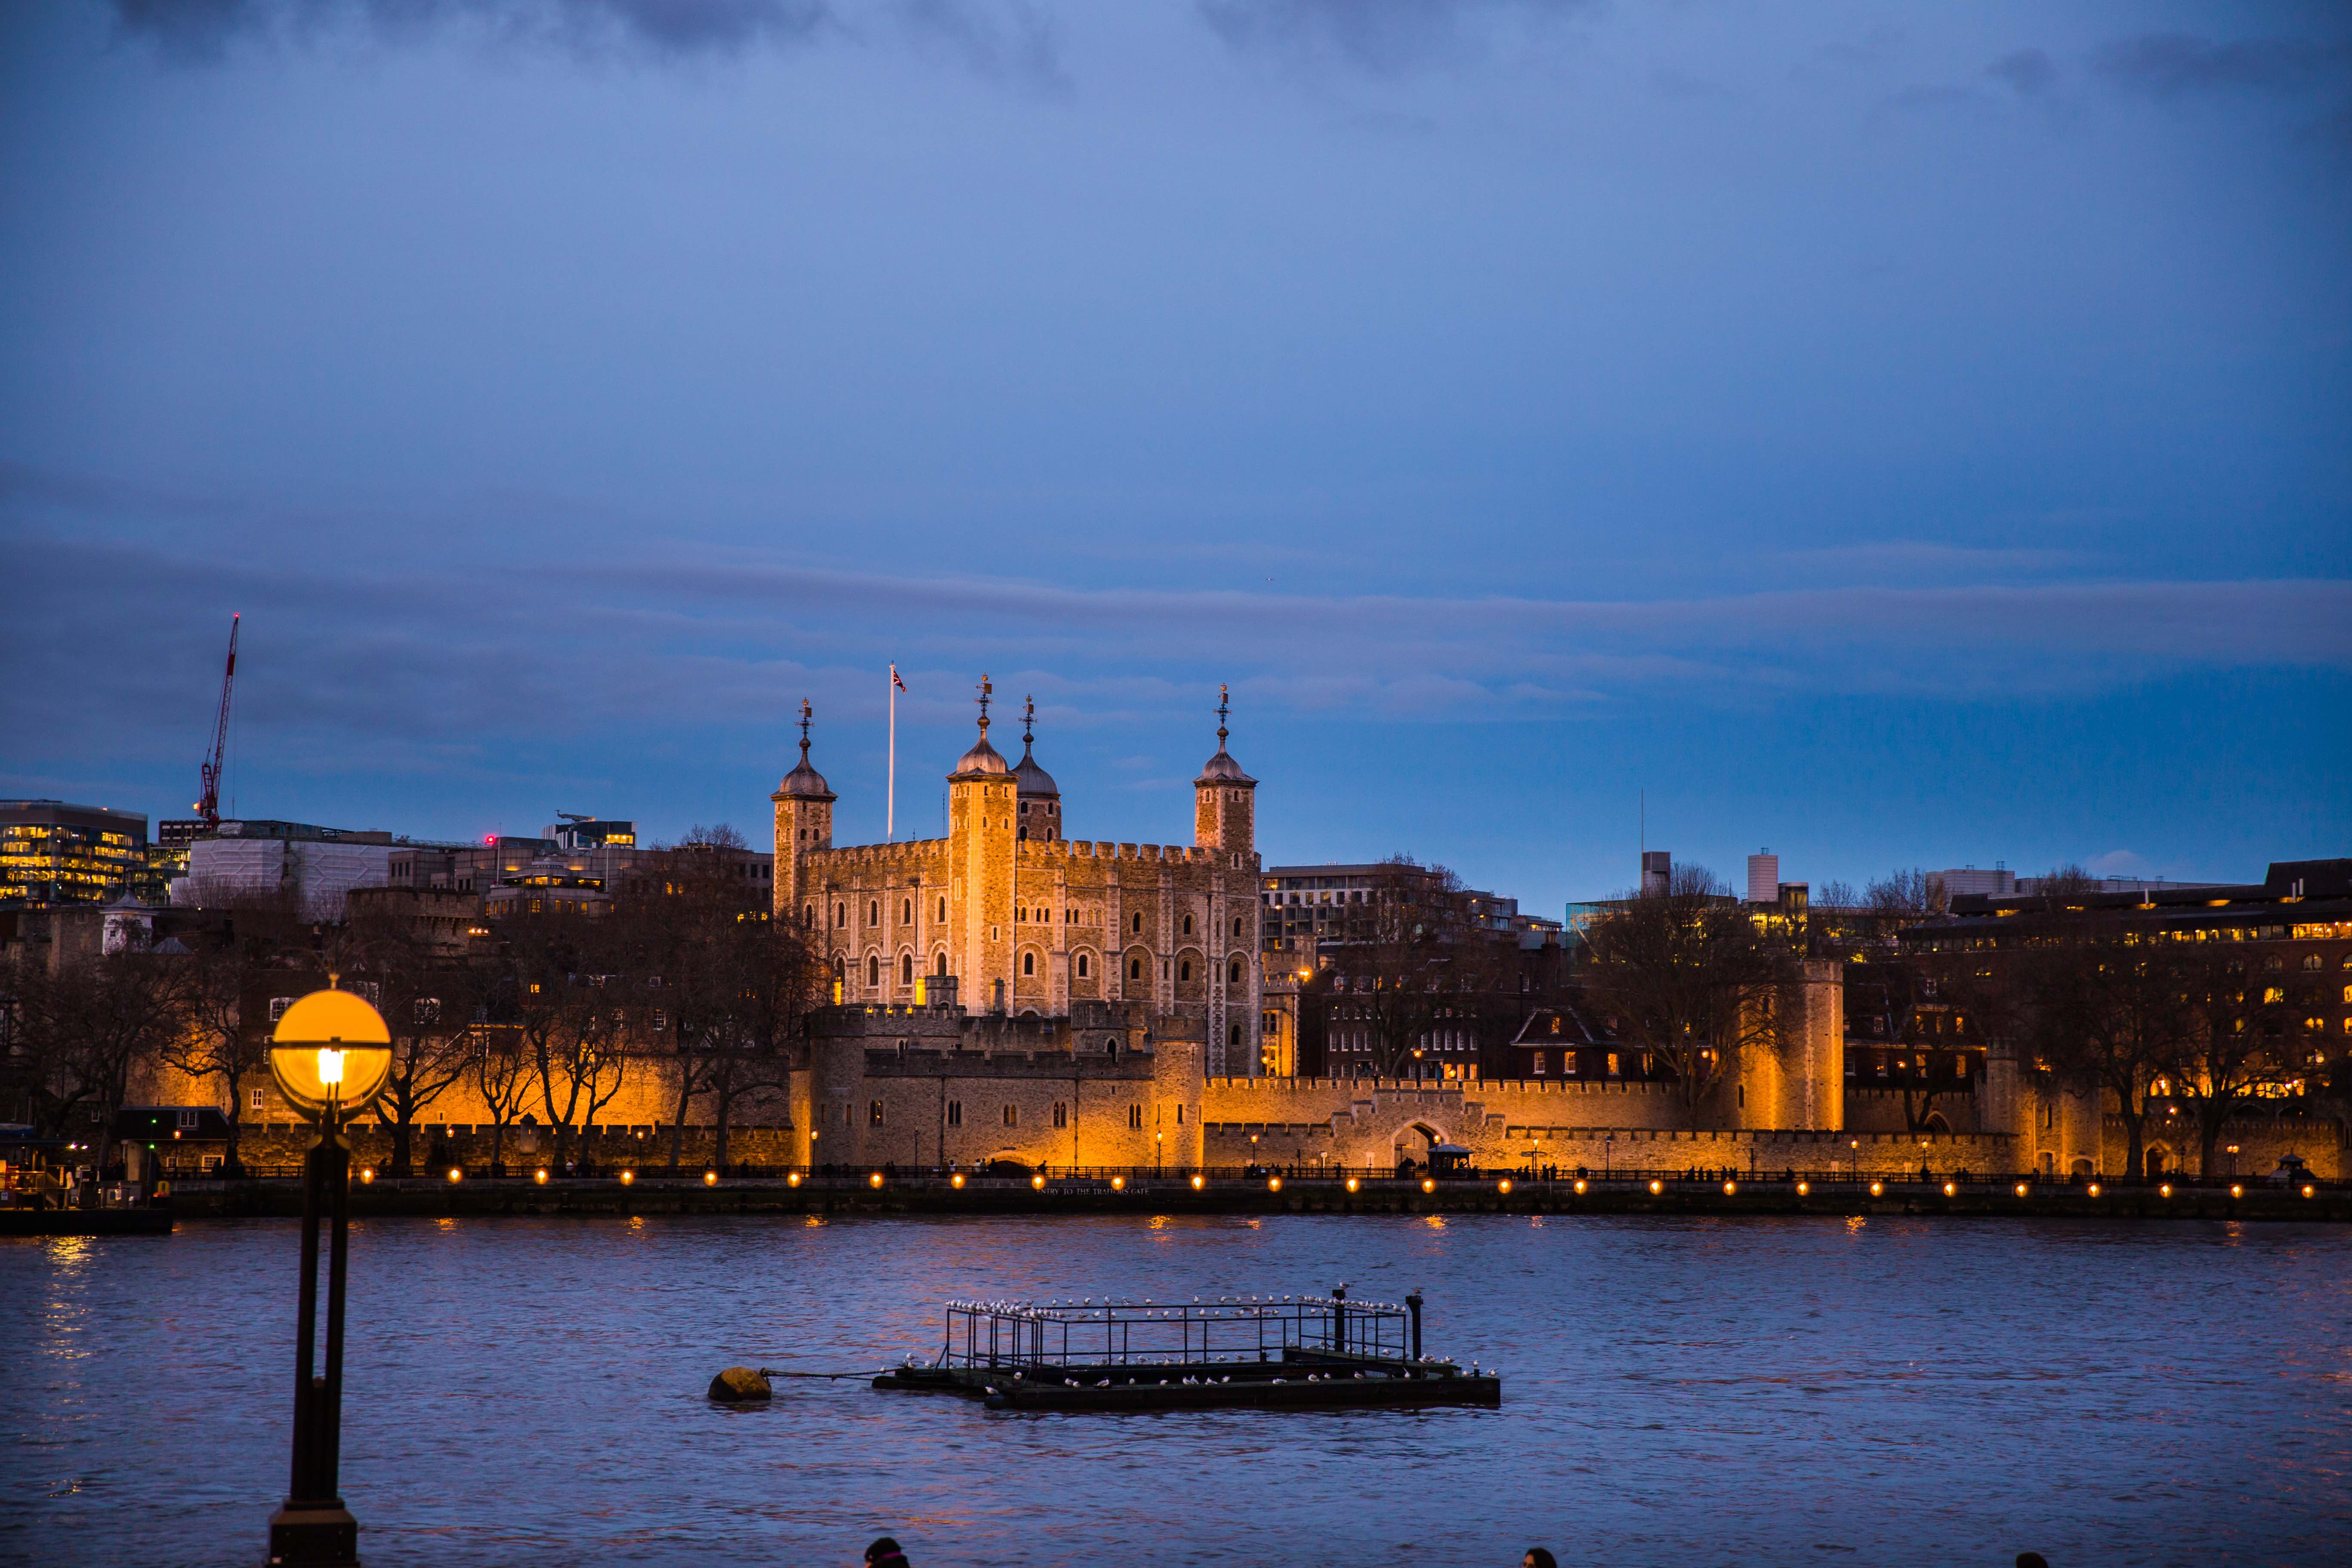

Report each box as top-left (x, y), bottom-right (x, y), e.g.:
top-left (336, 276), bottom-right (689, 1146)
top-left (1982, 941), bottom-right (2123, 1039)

top-left (1024, 695), bottom-right (1036, 747)
top-left (798, 698), bottom-right (813, 761)
top-left (975, 673), bottom-right (992, 736)
top-left (1216, 683), bottom-right (1230, 750)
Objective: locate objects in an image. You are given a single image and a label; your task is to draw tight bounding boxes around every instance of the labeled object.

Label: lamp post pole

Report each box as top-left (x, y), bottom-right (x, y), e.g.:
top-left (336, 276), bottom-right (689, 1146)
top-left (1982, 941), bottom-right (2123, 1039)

top-left (262, 986), bottom-right (392, 1568)
top-left (271, 1100), bottom-right (358, 1566)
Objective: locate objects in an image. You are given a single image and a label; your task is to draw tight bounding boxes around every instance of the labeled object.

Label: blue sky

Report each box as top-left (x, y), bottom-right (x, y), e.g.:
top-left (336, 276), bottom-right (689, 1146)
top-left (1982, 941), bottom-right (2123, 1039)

top-left (3, 0), bottom-right (2346, 911)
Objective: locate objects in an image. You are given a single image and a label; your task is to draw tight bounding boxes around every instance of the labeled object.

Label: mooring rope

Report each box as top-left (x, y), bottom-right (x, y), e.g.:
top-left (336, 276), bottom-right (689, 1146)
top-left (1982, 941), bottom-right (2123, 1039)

top-left (755, 1366), bottom-right (886, 1380)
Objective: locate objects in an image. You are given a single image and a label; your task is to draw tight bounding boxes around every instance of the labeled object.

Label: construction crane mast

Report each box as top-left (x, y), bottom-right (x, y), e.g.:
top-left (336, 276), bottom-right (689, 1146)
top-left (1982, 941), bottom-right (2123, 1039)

top-left (195, 613), bottom-right (240, 829)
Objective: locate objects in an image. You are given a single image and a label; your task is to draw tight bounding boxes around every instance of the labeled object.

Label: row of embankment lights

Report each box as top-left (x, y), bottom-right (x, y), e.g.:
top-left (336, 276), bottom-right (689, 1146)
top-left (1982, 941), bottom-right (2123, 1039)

top-left (348, 1167), bottom-right (2324, 1202)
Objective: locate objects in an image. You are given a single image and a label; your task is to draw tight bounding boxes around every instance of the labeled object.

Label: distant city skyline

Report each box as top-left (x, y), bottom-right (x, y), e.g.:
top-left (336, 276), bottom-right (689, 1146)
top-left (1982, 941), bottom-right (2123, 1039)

top-left (3, 1), bottom-right (2346, 914)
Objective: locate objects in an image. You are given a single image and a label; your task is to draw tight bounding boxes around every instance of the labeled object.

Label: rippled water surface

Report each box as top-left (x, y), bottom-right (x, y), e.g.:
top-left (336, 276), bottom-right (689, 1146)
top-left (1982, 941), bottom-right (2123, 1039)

top-left (4, 1213), bottom-right (2350, 1567)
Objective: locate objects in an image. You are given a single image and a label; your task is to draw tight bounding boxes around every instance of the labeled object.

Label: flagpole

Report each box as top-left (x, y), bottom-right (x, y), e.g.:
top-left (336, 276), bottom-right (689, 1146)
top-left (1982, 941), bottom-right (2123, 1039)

top-left (887, 664), bottom-right (897, 842)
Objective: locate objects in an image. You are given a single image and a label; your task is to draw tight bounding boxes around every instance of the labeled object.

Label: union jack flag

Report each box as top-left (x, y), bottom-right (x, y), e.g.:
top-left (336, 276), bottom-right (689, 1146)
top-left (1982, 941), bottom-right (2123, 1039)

top-left (892, 666), bottom-right (907, 692)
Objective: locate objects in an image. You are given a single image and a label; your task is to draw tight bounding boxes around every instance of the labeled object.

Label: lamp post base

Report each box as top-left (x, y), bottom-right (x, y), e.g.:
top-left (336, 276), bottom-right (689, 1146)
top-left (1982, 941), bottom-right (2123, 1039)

top-left (266, 1501), bottom-right (359, 1566)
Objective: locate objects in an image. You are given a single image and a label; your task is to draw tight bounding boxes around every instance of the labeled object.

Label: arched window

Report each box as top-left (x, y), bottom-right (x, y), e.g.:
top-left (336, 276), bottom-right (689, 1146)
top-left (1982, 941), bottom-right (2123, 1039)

top-left (1182, 914), bottom-right (1194, 935)
top-left (1179, 959), bottom-right (1192, 982)
top-left (1023, 951), bottom-right (1036, 976)
top-left (1132, 913), bottom-right (1143, 934)
top-left (901, 953), bottom-right (914, 984)
top-left (831, 956), bottom-right (844, 978)
top-left (902, 898), bottom-right (912, 923)
top-left (867, 955), bottom-right (880, 986)
top-left (869, 899), bottom-right (880, 926)
top-left (935, 950), bottom-right (948, 976)
top-left (803, 904), bottom-right (814, 928)
top-left (1076, 952), bottom-right (1090, 979)
top-left (937, 896), bottom-right (948, 922)
top-left (834, 903), bottom-right (847, 929)
top-left (1230, 1023), bottom-right (1242, 1047)
top-left (1232, 916), bottom-right (1244, 938)
top-left (1229, 957), bottom-right (1244, 984)
top-left (1129, 957), bottom-right (1143, 981)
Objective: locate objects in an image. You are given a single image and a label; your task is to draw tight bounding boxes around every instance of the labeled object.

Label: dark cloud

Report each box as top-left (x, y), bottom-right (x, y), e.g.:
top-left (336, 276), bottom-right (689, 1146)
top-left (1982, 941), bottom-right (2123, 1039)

top-left (1986, 46), bottom-right (2055, 97)
top-left (109, 0), bottom-right (830, 62)
top-left (2093, 32), bottom-right (2352, 99)
top-left (1195, 0), bottom-right (1590, 76)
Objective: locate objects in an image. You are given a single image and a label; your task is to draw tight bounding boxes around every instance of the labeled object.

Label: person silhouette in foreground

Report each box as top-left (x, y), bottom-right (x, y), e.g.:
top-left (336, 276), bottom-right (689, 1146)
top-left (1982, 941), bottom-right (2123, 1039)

top-left (1522, 1549), bottom-right (1558, 1568)
top-left (2017, 1555), bottom-right (2049, 1568)
top-left (865, 1537), bottom-right (911, 1567)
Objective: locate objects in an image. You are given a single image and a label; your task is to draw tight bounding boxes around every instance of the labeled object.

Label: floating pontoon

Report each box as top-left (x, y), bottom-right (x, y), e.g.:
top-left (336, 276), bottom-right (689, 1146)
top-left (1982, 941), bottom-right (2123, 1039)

top-left (872, 1287), bottom-right (1500, 1411)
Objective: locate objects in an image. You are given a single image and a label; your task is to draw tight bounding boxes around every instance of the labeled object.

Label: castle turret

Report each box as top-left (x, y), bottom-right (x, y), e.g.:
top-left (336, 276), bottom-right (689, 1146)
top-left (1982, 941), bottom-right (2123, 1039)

top-left (772, 699), bottom-right (835, 922)
top-left (948, 675), bottom-right (1018, 1012)
top-left (1193, 683), bottom-right (1256, 861)
top-left (1012, 695), bottom-right (1062, 844)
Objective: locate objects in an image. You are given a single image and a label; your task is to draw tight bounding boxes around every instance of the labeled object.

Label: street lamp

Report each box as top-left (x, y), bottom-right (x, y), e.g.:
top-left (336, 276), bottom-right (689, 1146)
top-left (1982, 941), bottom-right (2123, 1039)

top-left (264, 985), bottom-right (393, 1568)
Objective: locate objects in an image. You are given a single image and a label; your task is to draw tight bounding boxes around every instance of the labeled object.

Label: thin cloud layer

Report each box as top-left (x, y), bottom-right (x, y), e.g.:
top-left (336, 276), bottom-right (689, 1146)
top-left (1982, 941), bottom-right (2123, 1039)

top-left (105, 0), bottom-right (1069, 85)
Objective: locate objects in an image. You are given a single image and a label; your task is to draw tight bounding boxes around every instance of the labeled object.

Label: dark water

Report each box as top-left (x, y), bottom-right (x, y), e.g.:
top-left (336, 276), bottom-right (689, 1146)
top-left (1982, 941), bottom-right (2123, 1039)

top-left (4, 1213), bottom-right (2349, 1568)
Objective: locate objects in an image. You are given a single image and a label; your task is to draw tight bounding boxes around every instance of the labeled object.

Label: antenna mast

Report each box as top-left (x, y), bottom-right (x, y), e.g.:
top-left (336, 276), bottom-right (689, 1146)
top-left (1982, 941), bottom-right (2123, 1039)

top-left (196, 614), bottom-right (240, 829)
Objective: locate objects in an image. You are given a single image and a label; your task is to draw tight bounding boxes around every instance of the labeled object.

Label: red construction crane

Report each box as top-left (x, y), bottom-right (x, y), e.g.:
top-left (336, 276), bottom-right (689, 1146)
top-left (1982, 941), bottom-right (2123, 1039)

top-left (195, 613), bottom-right (240, 829)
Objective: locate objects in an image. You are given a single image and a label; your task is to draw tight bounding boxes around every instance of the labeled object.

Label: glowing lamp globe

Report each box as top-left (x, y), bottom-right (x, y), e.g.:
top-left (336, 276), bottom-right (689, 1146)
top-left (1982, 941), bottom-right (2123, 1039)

top-left (268, 989), bottom-right (393, 1116)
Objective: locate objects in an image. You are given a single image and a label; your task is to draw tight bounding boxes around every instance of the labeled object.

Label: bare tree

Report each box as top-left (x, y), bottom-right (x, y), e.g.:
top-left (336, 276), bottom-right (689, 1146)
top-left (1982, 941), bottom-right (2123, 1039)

top-left (1319, 858), bottom-right (1499, 1080)
top-left (1581, 864), bottom-right (1788, 1128)
top-left (614, 825), bottom-right (814, 1172)
top-left (159, 895), bottom-right (306, 1174)
top-left (341, 901), bottom-right (483, 1176)
top-left (2, 950), bottom-right (188, 1176)
top-left (2018, 894), bottom-right (2195, 1181)
top-left (2164, 946), bottom-right (2290, 1177)
top-left (472, 1022), bottom-right (534, 1176)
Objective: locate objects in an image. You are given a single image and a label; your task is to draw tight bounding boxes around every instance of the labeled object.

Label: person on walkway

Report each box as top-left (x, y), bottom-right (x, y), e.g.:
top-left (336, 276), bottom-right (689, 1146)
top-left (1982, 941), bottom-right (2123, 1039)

top-left (865, 1537), bottom-right (911, 1567)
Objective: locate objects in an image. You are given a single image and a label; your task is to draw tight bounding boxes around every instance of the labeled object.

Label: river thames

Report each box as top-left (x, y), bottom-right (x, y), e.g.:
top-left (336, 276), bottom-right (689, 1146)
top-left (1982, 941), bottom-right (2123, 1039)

top-left (4, 1213), bottom-right (2348, 1567)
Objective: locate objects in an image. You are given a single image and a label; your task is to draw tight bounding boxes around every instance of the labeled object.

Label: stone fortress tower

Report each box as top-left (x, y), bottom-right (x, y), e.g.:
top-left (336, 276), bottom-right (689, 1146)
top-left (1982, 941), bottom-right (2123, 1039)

top-left (773, 678), bottom-right (1267, 1077)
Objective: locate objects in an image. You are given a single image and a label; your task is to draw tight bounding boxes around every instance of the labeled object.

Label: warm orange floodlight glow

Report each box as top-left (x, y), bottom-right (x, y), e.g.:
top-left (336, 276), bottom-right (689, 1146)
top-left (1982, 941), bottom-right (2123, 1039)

top-left (950, 1172), bottom-right (966, 1189)
top-left (2015, 1183), bottom-right (2029, 1197)
top-left (620, 1170), bottom-right (635, 1186)
top-left (534, 1169), bottom-right (549, 1185)
top-left (1869, 1181), bottom-right (1884, 1197)
top-left (1722, 1181), bottom-right (1737, 1196)
top-left (869, 1172), bottom-right (884, 1188)
top-left (1345, 1177), bottom-right (1360, 1193)
top-left (1942, 1182), bottom-right (1957, 1197)
top-left (1111, 1176), bottom-right (1126, 1191)
top-left (1189, 1173), bottom-right (1205, 1191)
top-left (1497, 1179), bottom-right (1512, 1195)
top-left (2303, 1184), bottom-right (2317, 1198)
top-left (448, 1167), bottom-right (463, 1183)
top-left (1422, 1178), bottom-right (1437, 1194)
top-left (1031, 1173), bottom-right (1046, 1190)
top-left (786, 1171), bottom-right (803, 1187)
top-left (1267, 1176), bottom-right (1282, 1193)
top-left (2088, 1183), bottom-right (2102, 1197)
top-left (2229, 1184), bottom-right (2243, 1198)
top-left (2159, 1183), bottom-right (2171, 1198)
top-left (1573, 1179), bottom-right (1588, 1195)
top-left (1648, 1180), bottom-right (1663, 1195)
top-left (1795, 1181), bottom-right (1809, 1196)
top-left (704, 1170), bottom-right (719, 1186)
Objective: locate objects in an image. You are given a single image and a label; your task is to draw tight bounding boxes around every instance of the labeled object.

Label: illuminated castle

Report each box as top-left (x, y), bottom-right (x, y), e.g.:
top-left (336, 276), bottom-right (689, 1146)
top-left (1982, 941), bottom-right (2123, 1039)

top-left (774, 681), bottom-right (1266, 1077)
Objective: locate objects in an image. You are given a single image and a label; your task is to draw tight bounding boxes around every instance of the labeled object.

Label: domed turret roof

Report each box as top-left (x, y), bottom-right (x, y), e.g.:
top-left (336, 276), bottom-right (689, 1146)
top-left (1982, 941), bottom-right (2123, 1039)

top-left (1013, 696), bottom-right (1059, 799)
top-left (951, 735), bottom-right (1009, 778)
top-left (1194, 684), bottom-right (1256, 787)
top-left (779, 753), bottom-right (833, 799)
top-left (776, 701), bottom-right (836, 800)
top-left (1195, 748), bottom-right (1255, 786)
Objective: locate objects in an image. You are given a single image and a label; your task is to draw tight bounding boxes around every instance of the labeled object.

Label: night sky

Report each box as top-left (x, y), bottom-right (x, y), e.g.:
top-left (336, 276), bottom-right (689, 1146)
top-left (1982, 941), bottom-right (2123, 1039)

top-left (3, 1), bottom-right (2346, 913)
